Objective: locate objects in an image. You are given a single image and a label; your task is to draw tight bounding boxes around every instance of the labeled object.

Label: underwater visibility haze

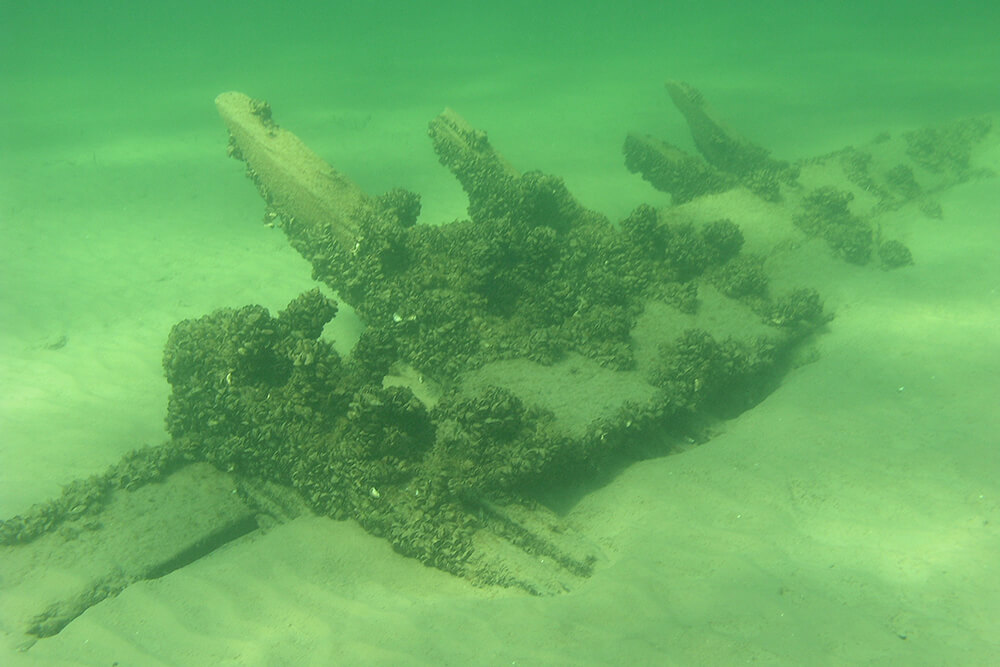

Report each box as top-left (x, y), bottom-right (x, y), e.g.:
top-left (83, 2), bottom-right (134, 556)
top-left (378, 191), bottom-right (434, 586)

top-left (1, 1), bottom-right (999, 664)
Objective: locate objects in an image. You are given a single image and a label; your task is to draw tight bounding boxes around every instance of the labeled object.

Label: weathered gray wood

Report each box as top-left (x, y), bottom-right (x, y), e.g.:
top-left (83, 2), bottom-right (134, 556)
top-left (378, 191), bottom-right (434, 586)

top-left (215, 91), bottom-right (373, 249)
top-left (0, 463), bottom-right (259, 650)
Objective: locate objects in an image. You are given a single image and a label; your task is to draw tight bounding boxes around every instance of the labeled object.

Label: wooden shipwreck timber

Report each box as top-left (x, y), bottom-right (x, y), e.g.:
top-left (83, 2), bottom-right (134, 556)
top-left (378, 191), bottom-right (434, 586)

top-left (1, 82), bottom-right (992, 648)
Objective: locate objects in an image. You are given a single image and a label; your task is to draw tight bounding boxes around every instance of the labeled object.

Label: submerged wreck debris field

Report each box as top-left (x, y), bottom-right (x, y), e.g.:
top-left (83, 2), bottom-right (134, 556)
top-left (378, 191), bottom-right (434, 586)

top-left (0, 82), bottom-right (992, 645)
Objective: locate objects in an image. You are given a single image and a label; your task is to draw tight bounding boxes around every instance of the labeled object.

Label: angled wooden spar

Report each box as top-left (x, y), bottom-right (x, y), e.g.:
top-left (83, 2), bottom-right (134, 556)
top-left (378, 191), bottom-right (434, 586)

top-left (665, 80), bottom-right (784, 178)
top-left (428, 107), bottom-right (607, 232)
top-left (428, 107), bottom-right (521, 185)
top-left (214, 91), bottom-right (373, 249)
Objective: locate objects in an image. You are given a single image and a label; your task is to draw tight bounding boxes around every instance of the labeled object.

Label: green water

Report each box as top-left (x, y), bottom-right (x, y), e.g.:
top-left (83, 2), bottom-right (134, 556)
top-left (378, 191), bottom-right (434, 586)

top-left (2, 1), bottom-right (998, 664)
top-left (5, 2), bottom-right (998, 160)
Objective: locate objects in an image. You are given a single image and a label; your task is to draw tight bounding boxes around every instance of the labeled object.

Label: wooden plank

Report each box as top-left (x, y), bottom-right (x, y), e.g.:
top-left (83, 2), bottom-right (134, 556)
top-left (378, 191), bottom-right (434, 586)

top-left (0, 463), bottom-right (258, 651)
top-left (215, 91), bottom-right (372, 249)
